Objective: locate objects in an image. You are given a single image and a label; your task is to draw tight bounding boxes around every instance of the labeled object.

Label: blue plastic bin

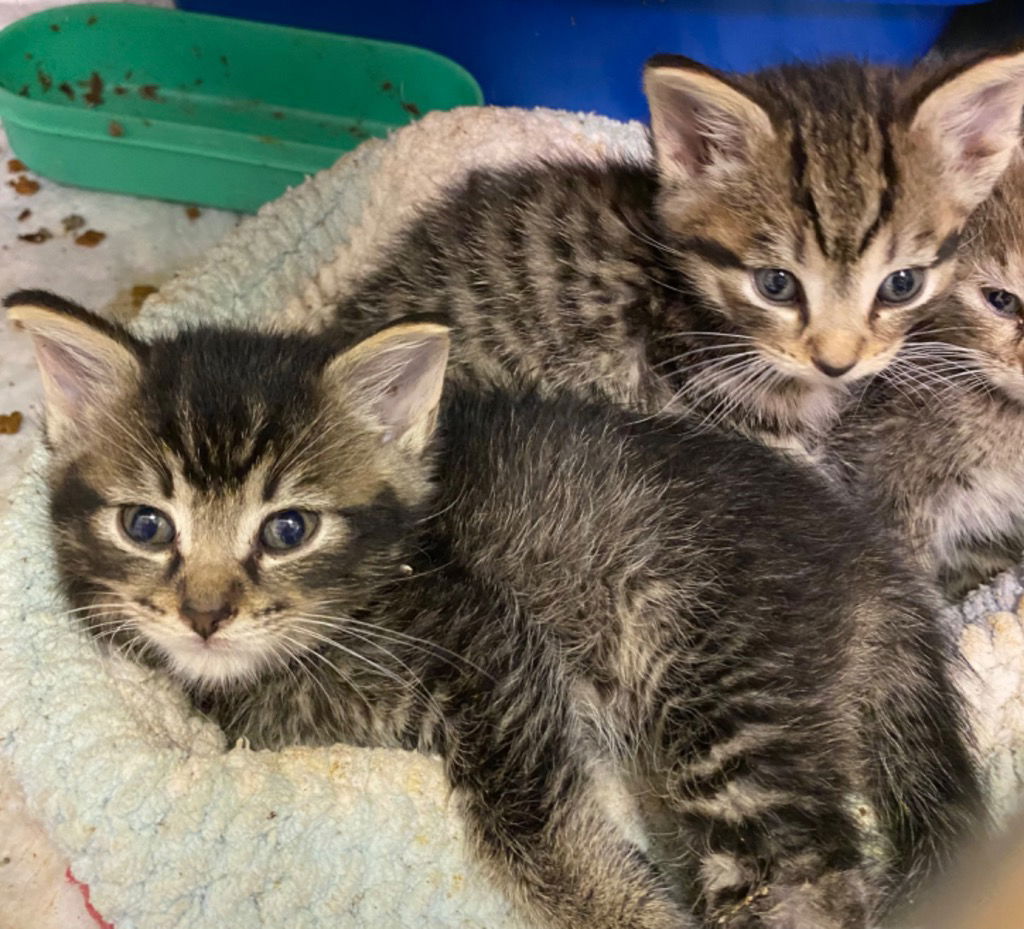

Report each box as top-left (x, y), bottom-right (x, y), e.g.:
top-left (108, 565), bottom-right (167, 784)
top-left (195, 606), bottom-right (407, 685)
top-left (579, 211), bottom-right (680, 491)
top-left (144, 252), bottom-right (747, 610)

top-left (176, 1), bottom-right (984, 121)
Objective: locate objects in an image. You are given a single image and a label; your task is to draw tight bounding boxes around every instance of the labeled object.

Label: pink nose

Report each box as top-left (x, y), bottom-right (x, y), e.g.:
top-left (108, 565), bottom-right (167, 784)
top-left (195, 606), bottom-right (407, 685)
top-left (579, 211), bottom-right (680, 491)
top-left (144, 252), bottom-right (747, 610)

top-left (180, 601), bottom-right (236, 639)
top-left (812, 357), bottom-right (856, 378)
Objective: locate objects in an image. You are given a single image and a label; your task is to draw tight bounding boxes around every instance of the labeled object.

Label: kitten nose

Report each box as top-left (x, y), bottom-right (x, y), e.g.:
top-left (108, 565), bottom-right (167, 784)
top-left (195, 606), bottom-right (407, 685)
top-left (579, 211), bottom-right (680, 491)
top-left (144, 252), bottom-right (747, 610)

top-left (180, 601), bottom-right (236, 640)
top-left (812, 357), bottom-right (857, 379)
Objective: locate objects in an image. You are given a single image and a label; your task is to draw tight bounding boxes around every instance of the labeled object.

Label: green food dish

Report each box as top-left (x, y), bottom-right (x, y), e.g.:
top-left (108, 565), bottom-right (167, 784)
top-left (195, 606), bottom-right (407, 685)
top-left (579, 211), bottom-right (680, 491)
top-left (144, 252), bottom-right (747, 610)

top-left (0, 3), bottom-right (482, 211)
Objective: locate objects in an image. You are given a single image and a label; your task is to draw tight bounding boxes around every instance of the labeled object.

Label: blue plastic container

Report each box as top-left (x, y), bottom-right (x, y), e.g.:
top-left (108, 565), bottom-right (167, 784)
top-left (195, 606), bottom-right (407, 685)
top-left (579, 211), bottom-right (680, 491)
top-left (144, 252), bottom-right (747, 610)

top-left (176, 1), bottom-right (981, 121)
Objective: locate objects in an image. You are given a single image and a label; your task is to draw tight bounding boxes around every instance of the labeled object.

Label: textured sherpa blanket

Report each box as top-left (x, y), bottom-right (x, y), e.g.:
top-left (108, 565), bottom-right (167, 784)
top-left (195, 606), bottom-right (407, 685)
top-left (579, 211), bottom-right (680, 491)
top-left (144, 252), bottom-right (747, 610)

top-left (1, 106), bottom-right (1023, 929)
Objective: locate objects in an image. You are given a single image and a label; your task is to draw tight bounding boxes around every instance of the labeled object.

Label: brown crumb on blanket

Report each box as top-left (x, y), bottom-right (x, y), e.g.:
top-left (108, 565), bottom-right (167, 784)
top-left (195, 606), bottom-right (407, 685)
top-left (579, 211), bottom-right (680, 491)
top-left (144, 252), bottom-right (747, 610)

top-left (130, 285), bottom-right (158, 310)
top-left (18, 228), bottom-right (51, 244)
top-left (9, 176), bottom-right (39, 195)
top-left (74, 230), bottom-right (106, 247)
top-left (0, 412), bottom-right (22, 435)
top-left (61, 214), bottom-right (86, 233)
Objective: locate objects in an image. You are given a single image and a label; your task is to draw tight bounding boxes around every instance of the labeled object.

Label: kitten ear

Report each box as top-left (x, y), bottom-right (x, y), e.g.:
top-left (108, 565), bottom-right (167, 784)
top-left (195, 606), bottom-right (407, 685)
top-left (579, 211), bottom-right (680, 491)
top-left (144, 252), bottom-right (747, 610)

top-left (324, 321), bottom-right (450, 455)
top-left (643, 54), bottom-right (775, 185)
top-left (909, 48), bottom-right (1024, 212)
top-left (5, 290), bottom-right (142, 448)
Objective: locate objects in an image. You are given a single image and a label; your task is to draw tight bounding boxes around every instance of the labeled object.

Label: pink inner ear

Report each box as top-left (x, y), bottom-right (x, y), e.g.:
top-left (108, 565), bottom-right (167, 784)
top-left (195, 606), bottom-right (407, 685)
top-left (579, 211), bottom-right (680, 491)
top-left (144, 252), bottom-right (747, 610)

top-left (653, 84), bottom-right (749, 177)
top-left (955, 83), bottom-right (1016, 162)
top-left (360, 342), bottom-right (445, 442)
top-left (657, 91), bottom-right (706, 175)
top-left (37, 337), bottom-right (102, 415)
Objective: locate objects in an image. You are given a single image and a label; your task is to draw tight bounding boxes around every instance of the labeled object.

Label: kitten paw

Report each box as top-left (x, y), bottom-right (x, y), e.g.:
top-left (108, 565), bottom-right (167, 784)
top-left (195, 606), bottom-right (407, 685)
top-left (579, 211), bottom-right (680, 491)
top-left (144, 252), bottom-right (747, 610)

top-left (709, 871), bottom-right (870, 929)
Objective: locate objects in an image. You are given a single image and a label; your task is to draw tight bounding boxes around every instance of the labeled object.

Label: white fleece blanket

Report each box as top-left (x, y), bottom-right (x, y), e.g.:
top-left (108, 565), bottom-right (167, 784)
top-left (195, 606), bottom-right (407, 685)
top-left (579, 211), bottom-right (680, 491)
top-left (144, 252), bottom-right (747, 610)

top-left (1, 106), bottom-right (1023, 929)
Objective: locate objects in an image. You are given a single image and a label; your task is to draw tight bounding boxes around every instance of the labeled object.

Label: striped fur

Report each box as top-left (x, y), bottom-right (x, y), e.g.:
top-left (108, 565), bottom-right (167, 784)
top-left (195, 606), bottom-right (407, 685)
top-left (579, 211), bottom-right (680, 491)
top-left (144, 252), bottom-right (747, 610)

top-left (17, 294), bottom-right (982, 929)
top-left (824, 155), bottom-right (1024, 600)
top-left (331, 51), bottom-right (1024, 459)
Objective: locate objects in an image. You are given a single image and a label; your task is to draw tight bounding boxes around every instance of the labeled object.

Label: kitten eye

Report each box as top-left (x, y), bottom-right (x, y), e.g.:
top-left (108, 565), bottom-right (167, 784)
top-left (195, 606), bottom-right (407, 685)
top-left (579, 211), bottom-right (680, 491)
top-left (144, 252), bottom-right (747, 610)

top-left (120, 505), bottom-right (175, 546)
top-left (752, 268), bottom-right (799, 304)
top-left (877, 268), bottom-right (925, 305)
top-left (260, 509), bottom-right (319, 552)
top-left (983, 287), bottom-right (1022, 318)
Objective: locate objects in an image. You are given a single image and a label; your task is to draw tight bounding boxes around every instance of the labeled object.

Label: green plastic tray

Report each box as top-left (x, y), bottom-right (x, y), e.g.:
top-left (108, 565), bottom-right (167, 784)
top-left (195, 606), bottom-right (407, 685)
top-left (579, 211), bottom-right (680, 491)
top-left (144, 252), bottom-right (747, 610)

top-left (0, 4), bottom-right (482, 211)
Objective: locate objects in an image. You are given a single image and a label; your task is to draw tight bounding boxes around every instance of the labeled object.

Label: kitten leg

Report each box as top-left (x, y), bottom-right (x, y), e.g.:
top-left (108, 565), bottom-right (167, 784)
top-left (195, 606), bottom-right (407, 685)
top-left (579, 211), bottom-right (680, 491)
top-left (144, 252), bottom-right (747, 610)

top-left (446, 668), bottom-right (693, 929)
top-left (654, 704), bottom-right (872, 929)
top-left (855, 597), bottom-right (984, 902)
top-left (938, 537), bottom-right (1021, 600)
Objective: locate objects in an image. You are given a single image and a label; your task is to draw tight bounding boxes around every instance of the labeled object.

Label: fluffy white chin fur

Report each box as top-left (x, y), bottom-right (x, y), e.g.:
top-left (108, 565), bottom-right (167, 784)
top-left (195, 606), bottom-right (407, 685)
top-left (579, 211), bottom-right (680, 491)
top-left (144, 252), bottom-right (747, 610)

top-left (732, 352), bottom-right (847, 429)
top-left (780, 356), bottom-right (889, 390)
top-left (144, 629), bottom-right (273, 687)
top-left (990, 367), bottom-right (1024, 407)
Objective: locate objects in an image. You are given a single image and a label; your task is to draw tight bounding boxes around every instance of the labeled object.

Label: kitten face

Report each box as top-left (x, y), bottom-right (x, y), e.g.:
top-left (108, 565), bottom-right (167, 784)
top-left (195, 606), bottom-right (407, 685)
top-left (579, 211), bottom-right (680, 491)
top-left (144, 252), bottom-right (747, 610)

top-left (644, 52), bottom-right (1024, 397)
top-left (926, 158), bottom-right (1024, 404)
top-left (8, 294), bottom-right (448, 689)
top-left (60, 434), bottom-right (401, 687)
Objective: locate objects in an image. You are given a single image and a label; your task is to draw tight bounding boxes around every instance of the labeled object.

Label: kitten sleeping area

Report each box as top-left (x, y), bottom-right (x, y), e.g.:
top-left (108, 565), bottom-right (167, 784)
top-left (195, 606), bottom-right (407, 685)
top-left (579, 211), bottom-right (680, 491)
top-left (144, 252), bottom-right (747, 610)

top-left (6, 83), bottom-right (1024, 929)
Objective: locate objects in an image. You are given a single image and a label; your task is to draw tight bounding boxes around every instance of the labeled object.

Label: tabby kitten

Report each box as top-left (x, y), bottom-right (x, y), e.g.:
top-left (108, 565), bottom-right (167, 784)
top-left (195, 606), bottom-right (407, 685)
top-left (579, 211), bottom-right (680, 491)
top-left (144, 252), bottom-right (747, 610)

top-left (331, 49), bottom-right (1024, 456)
top-left (824, 156), bottom-right (1024, 600)
top-left (11, 290), bottom-right (980, 929)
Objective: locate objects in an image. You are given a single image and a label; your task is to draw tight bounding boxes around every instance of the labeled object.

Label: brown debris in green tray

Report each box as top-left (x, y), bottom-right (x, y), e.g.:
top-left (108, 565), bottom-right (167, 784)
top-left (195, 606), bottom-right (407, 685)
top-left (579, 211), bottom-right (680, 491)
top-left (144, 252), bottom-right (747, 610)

top-left (58, 81), bottom-right (75, 100)
top-left (49, 23), bottom-right (60, 32)
top-left (108, 120), bottom-right (124, 137)
top-left (87, 15), bottom-right (98, 26)
top-left (83, 72), bottom-right (104, 107)
top-left (401, 101), bottom-right (421, 117)
top-left (36, 67), bottom-right (51, 92)
top-left (139, 84), bottom-right (160, 101)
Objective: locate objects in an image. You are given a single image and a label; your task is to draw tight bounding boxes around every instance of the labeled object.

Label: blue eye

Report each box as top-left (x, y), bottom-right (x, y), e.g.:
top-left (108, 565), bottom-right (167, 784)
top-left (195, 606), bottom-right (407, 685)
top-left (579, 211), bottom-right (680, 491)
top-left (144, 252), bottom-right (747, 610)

top-left (753, 268), bottom-right (799, 304)
top-left (260, 510), bottom-right (318, 551)
top-left (984, 288), bottom-right (1022, 318)
top-left (120, 505), bottom-right (175, 546)
top-left (877, 268), bottom-right (925, 305)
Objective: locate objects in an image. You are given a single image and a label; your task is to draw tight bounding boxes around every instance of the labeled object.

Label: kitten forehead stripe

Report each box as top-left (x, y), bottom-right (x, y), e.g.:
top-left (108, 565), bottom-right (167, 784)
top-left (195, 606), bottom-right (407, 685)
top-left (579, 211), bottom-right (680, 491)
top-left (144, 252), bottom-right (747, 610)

top-left (262, 469), bottom-right (281, 503)
top-left (931, 231), bottom-right (961, 267)
top-left (857, 189), bottom-right (894, 258)
top-left (789, 122), bottom-right (830, 260)
top-left (677, 237), bottom-right (744, 271)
